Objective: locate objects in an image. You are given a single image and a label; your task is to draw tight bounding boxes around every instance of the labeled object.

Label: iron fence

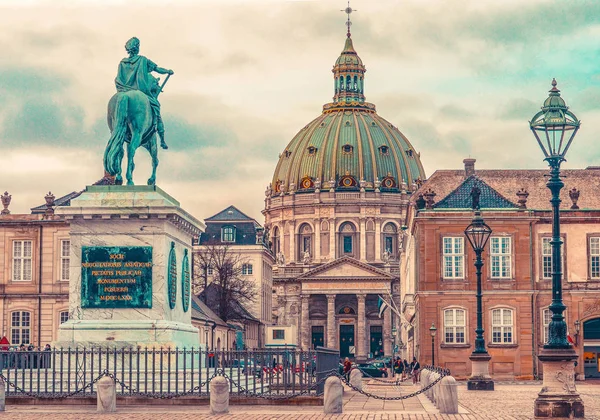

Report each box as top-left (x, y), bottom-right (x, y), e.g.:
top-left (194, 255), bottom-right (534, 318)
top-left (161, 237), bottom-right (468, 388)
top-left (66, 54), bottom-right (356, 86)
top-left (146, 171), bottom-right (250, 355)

top-left (0, 347), bottom-right (325, 399)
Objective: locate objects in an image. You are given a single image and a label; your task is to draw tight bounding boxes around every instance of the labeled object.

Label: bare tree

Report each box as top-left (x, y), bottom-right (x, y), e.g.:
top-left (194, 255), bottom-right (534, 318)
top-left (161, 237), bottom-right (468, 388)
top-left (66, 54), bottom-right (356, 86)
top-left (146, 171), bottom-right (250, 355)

top-left (193, 244), bottom-right (257, 322)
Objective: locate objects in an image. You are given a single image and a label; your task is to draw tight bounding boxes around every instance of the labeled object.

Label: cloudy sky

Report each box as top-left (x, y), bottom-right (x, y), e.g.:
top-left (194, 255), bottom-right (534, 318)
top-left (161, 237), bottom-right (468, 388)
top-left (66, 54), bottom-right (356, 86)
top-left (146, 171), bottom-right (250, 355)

top-left (1, 0), bottom-right (600, 221)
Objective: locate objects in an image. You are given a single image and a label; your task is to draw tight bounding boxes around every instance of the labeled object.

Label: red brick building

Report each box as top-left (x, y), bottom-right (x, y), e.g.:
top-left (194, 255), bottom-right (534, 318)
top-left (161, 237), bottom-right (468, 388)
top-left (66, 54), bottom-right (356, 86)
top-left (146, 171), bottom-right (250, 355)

top-left (400, 159), bottom-right (600, 380)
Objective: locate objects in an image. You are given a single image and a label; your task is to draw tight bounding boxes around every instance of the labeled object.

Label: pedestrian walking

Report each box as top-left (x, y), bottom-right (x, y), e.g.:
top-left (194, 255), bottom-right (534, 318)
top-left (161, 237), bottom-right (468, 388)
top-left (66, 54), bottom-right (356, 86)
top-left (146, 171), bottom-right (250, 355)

top-left (343, 357), bottom-right (353, 381)
top-left (403, 359), bottom-right (409, 380)
top-left (410, 357), bottom-right (421, 384)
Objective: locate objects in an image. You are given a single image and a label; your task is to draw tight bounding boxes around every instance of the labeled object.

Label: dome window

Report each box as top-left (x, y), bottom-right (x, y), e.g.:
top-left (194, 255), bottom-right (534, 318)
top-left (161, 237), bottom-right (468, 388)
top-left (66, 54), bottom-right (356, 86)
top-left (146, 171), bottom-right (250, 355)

top-left (300, 176), bottom-right (314, 190)
top-left (284, 150), bottom-right (292, 158)
top-left (320, 122), bottom-right (326, 127)
top-left (406, 149), bottom-right (414, 157)
top-left (338, 173), bottom-right (358, 188)
top-left (381, 175), bottom-right (397, 189)
top-left (371, 121), bottom-right (377, 127)
top-left (342, 144), bottom-right (354, 154)
top-left (379, 146), bottom-right (389, 155)
top-left (345, 121), bottom-right (351, 126)
top-left (307, 146), bottom-right (318, 155)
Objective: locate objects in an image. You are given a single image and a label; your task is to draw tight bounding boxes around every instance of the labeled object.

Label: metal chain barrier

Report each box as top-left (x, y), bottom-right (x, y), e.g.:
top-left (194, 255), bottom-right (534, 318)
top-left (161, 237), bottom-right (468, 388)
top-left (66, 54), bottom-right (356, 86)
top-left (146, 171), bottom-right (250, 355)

top-left (355, 367), bottom-right (414, 384)
top-left (337, 367), bottom-right (449, 401)
top-left (0, 370), bottom-right (110, 400)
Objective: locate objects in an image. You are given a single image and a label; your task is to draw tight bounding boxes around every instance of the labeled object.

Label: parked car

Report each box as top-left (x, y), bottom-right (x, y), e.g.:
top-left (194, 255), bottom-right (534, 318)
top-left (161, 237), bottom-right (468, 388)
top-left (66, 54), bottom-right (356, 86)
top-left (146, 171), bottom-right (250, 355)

top-left (371, 356), bottom-right (393, 369)
top-left (356, 361), bottom-right (388, 378)
top-left (230, 359), bottom-right (263, 378)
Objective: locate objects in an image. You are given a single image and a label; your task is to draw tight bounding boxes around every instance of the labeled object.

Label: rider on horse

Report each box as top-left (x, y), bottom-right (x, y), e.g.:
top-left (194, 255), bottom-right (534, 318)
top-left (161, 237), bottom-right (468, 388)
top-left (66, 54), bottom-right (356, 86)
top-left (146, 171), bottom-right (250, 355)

top-left (115, 37), bottom-right (173, 149)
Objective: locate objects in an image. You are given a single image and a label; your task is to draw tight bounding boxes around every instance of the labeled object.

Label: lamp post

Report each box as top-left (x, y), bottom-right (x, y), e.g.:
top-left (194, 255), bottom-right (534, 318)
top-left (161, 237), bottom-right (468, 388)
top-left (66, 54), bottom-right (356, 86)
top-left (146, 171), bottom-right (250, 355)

top-left (531, 79), bottom-right (584, 418)
top-left (429, 322), bottom-right (437, 366)
top-left (464, 195), bottom-right (494, 390)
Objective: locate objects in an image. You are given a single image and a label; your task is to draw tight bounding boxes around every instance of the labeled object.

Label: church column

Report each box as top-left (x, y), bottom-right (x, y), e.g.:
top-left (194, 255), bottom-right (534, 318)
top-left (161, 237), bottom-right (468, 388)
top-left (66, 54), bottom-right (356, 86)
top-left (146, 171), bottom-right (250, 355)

top-left (300, 294), bottom-right (310, 350)
top-left (375, 218), bottom-right (381, 261)
top-left (357, 293), bottom-right (366, 361)
top-left (290, 222), bottom-right (296, 263)
top-left (314, 220), bottom-right (321, 262)
top-left (359, 218), bottom-right (366, 260)
top-left (326, 294), bottom-right (336, 348)
top-left (383, 302), bottom-right (392, 356)
top-left (330, 219), bottom-right (336, 259)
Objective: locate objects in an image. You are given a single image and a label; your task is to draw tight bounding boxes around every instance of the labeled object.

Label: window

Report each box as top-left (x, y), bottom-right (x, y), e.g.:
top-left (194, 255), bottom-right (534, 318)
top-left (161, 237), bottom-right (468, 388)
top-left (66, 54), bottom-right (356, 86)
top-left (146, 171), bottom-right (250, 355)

top-left (379, 145), bottom-right (389, 155)
top-left (303, 236), bottom-right (311, 253)
top-left (60, 311), bottom-right (69, 324)
top-left (60, 240), bottom-right (70, 281)
top-left (492, 308), bottom-right (513, 344)
top-left (11, 311), bottom-right (31, 345)
top-left (443, 237), bottom-right (464, 279)
top-left (541, 237), bottom-right (564, 279)
top-left (13, 240), bottom-right (33, 281)
top-left (342, 144), bottom-right (353, 154)
top-left (343, 236), bottom-right (353, 254)
top-left (307, 146), bottom-right (317, 155)
top-left (221, 226), bottom-right (235, 243)
top-left (207, 267), bottom-right (213, 275)
top-left (242, 264), bottom-right (253, 275)
top-left (444, 309), bottom-right (466, 344)
top-left (490, 237), bottom-right (511, 278)
top-left (385, 237), bottom-right (393, 254)
top-left (590, 237), bottom-right (600, 279)
top-left (273, 329), bottom-right (285, 340)
top-left (542, 308), bottom-right (552, 344)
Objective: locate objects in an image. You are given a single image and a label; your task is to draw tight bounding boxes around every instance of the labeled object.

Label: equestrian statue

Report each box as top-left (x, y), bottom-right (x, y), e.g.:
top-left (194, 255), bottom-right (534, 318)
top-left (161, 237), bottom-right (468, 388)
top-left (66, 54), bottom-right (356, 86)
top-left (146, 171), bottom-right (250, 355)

top-left (103, 37), bottom-right (174, 185)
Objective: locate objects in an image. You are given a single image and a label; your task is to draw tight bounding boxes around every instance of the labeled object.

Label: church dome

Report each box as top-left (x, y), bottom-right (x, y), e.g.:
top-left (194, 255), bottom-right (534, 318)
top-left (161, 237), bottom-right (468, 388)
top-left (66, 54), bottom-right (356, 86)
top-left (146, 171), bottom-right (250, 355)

top-left (270, 34), bottom-right (425, 195)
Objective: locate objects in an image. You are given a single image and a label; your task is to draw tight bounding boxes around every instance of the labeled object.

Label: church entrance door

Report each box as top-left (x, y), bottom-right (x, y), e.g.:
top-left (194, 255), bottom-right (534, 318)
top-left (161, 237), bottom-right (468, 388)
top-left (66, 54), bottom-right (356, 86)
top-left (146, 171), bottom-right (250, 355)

top-left (311, 326), bottom-right (324, 349)
top-left (339, 325), bottom-right (355, 359)
top-left (370, 326), bottom-right (383, 359)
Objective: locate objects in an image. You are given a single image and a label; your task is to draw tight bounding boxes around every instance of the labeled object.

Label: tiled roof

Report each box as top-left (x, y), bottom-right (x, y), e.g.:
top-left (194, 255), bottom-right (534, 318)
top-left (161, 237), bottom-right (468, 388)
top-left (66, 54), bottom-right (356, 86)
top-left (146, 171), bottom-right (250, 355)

top-left (30, 191), bottom-right (83, 214)
top-left (434, 176), bottom-right (517, 209)
top-left (415, 168), bottom-right (600, 211)
top-left (206, 205), bottom-right (256, 222)
top-left (191, 296), bottom-right (228, 327)
top-left (199, 221), bottom-right (260, 246)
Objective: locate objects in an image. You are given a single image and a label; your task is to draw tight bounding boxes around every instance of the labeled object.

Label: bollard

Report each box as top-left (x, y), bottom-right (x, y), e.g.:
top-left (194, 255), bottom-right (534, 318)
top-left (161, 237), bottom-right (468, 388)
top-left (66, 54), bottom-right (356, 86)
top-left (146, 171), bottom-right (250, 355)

top-left (96, 376), bottom-right (116, 413)
top-left (323, 376), bottom-right (343, 414)
top-left (437, 376), bottom-right (459, 414)
top-left (349, 369), bottom-right (363, 391)
top-left (210, 376), bottom-right (229, 414)
top-left (0, 378), bottom-right (5, 412)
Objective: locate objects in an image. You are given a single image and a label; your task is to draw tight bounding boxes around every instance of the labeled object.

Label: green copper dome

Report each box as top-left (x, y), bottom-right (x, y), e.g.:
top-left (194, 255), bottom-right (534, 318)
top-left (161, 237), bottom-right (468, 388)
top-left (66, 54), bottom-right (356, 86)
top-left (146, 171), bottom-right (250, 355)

top-left (270, 35), bottom-right (426, 195)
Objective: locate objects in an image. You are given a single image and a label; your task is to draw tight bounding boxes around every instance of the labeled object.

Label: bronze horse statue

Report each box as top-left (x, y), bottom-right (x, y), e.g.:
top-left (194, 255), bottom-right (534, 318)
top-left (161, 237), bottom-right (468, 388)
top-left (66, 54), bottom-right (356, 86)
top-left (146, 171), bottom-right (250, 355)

top-left (104, 90), bottom-right (160, 186)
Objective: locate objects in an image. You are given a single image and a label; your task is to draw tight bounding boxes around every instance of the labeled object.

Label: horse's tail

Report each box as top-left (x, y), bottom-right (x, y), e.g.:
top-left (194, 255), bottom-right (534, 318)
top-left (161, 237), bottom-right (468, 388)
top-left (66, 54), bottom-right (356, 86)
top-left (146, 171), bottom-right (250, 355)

top-left (103, 94), bottom-right (129, 176)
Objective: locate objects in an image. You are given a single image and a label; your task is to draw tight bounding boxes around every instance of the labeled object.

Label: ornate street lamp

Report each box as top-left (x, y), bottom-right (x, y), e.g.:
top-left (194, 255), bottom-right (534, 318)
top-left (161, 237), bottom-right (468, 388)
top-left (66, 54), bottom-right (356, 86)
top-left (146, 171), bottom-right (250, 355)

top-left (464, 189), bottom-right (494, 390)
top-left (429, 322), bottom-right (437, 365)
top-left (531, 79), bottom-right (584, 418)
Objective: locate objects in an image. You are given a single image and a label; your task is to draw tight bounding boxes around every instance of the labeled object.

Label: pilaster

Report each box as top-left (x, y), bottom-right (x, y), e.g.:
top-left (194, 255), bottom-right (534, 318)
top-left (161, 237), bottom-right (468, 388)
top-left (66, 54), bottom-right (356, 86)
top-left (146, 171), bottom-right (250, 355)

top-left (327, 294), bottom-right (336, 348)
top-left (357, 293), bottom-right (366, 361)
top-left (301, 294), bottom-right (310, 350)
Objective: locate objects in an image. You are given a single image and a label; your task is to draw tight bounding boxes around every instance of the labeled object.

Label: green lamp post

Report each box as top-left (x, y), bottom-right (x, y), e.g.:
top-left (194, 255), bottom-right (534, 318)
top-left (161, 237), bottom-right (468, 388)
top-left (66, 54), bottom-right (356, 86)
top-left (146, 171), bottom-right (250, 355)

top-left (531, 79), bottom-right (583, 418)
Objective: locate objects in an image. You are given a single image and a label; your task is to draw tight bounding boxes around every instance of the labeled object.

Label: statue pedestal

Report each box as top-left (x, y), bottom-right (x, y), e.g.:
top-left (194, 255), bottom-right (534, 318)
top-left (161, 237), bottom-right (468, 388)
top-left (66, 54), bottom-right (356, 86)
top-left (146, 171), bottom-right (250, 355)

top-left (467, 353), bottom-right (494, 391)
top-left (55, 185), bottom-right (204, 349)
top-left (534, 349), bottom-right (584, 418)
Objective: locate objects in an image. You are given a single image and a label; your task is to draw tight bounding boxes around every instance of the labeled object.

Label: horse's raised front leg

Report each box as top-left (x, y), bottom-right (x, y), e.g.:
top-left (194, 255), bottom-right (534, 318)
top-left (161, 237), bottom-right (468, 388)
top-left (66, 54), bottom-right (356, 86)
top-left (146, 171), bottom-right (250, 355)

top-left (145, 135), bottom-right (159, 185)
top-left (126, 131), bottom-right (142, 185)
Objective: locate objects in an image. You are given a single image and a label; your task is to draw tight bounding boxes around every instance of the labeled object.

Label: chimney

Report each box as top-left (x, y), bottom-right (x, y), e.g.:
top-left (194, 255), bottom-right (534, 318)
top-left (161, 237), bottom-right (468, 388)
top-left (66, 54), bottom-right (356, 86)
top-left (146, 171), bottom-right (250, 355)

top-left (463, 158), bottom-right (476, 177)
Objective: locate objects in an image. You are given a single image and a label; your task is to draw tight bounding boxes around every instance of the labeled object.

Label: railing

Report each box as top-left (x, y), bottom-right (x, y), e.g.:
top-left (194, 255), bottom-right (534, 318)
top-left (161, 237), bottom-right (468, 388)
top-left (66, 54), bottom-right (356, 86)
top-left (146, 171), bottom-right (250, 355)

top-left (0, 347), bottom-right (322, 399)
top-left (314, 347), bottom-right (339, 394)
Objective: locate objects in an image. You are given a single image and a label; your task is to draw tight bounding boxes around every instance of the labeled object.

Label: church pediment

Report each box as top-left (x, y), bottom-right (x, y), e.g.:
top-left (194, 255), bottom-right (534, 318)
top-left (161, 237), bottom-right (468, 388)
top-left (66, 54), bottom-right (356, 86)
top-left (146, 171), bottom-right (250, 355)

top-left (297, 256), bottom-right (393, 280)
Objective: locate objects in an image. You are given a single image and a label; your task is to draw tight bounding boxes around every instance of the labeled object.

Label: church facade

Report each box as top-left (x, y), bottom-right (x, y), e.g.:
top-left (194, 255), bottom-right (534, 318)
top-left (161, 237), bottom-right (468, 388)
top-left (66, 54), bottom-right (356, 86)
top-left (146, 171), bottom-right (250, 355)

top-left (264, 30), bottom-right (425, 361)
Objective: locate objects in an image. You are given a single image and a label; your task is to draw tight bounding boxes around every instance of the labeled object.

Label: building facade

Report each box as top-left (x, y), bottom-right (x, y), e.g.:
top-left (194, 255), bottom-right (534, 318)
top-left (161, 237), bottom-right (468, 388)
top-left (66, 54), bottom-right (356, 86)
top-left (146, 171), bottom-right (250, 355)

top-left (264, 30), bottom-right (425, 361)
top-left (401, 159), bottom-right (600, 379)
top-left (195, 205), bottom-right (274, 348)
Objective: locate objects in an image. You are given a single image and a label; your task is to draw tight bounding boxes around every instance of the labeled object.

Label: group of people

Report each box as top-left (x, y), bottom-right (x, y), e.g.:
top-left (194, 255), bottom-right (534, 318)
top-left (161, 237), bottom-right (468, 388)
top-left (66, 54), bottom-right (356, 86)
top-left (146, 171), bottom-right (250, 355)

top-left (394, 357), bottom-right (420, 384)
top-left (1, 344), bottom-right (52, 369)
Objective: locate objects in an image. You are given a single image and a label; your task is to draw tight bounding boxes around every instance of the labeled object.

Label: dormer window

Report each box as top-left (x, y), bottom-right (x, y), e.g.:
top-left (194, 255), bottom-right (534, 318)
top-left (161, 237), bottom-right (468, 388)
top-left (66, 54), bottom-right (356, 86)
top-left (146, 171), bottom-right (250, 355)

top-left (221, 226), bottom-right (236, 243)
top-left (284, 150), bottom-right (292, 158)
top-left (307, 146), bottom-right (317, 155)
top-left (342, 144), bottom-right (353, 154)
top-left (406, 149), bottom-right (414, 157)
top-left (379, 145), bottom-right (389, 155)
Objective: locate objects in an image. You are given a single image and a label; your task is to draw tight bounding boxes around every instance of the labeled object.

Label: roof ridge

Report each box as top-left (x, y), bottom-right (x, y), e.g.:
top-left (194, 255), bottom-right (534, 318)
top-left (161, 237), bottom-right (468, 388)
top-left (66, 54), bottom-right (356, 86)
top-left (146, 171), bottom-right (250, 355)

top-left (434, 175), bottom-right (518, 209)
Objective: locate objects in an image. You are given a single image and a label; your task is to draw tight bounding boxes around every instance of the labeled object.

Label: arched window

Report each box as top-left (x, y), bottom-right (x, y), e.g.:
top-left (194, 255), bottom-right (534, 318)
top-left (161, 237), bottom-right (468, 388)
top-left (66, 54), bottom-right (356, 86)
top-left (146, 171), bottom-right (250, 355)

top-left (340, 76), bottom-right (345, 91)
top-left (346, 75), bottom-right (351, 91)
top-left (339, 222), bottom-right (357, 258)
top-left (338, 306), bottom-right (356, 315)
top-left (298, 223), bottom-right (313, 261)
top-left (221, 226), bottom-right (235, 243)
top-left (11, 311), bottom-right (31, 345)
top-left (382, 223), bottom-right (397, 260)
top-left (272, 226), bottom-right (280, 255)
top-left (353, 75), bottom-right (358, 91)
top-left (444, 309), bottom-right (466, 344)
top-left (491, 308), bottom-right (514, 344)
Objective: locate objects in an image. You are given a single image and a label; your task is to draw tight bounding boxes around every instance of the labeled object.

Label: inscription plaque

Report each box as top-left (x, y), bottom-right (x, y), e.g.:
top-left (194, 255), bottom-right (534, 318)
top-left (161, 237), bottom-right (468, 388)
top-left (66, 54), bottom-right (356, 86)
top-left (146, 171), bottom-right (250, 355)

top-left (81, 246), bottom-right (152, 308)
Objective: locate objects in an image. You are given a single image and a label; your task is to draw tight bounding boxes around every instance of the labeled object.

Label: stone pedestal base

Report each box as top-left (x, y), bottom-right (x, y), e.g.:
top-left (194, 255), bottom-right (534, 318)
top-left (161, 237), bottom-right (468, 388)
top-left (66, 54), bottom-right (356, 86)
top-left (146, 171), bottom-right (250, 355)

top-left (534, 349), bottom-right (584, 418)
top-left (468, 353), bottom-right (494, 391)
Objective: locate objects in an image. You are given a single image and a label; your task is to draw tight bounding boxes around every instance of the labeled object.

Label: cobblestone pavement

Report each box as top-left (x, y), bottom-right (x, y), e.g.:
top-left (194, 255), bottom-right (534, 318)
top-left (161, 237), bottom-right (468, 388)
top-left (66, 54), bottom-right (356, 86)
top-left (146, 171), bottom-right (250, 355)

top-left (4, 381), bottom-right (600, 419)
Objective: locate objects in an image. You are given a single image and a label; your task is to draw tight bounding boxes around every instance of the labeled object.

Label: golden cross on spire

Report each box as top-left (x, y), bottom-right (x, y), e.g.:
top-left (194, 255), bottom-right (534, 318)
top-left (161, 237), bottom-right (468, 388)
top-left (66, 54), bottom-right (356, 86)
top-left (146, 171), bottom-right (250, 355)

top-left (341, 1), bottom-right (356, 38)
